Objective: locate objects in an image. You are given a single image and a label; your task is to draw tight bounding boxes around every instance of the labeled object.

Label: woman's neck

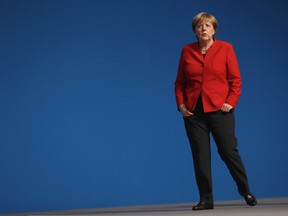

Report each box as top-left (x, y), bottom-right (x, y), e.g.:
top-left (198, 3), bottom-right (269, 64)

top-left (199, 39), bottom-right (214, 54)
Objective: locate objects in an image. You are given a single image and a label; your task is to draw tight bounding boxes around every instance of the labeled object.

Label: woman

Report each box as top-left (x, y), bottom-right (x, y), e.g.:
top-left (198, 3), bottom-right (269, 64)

top-left (174, 12), bottom-right (257, 211)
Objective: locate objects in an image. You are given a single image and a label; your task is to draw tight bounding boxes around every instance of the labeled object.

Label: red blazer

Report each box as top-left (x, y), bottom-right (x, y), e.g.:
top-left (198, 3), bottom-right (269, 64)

top-left (174, 39), bottom-right (242, 112)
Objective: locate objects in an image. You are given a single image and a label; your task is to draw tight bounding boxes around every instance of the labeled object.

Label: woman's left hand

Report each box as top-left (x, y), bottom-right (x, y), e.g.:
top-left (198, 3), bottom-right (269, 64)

top-left (221, 103), bottom-right (233, 112)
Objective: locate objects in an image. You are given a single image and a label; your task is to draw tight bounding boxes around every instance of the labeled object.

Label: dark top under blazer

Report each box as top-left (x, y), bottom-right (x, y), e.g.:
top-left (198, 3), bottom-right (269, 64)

top-left (174, 39), bottom-right (242, 112)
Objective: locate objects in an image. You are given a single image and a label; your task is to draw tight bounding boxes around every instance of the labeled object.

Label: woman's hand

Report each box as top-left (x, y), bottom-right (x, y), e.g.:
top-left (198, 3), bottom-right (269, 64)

top-left (179, 104), bottom-right (193, 117)
top-left (221, 103), bottom-right (233, 112)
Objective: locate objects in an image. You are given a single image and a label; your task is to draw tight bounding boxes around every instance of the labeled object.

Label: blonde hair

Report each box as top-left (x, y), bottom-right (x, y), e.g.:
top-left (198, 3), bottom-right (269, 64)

top-left (192, 12), bottom-right (218, 32)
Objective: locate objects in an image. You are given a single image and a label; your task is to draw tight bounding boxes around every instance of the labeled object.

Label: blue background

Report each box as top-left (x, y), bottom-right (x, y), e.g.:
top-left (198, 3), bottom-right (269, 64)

top-left (1, 0), bottom-right (288, 214)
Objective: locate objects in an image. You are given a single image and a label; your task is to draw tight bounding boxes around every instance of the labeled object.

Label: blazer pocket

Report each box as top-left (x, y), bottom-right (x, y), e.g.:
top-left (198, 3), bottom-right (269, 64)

top-left (212, 91), bottom-right (228, 106)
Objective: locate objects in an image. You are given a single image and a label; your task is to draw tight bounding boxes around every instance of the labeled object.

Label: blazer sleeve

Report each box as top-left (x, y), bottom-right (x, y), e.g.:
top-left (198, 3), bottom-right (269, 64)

top-left (226, 44), bottom-right (242, 107)
top-left (174, 48), bottom-right (186, 107)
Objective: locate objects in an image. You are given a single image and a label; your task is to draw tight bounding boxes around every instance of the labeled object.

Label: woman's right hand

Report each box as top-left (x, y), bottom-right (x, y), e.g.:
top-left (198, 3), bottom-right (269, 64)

top-left (179, 104), bottom-right (193, 117)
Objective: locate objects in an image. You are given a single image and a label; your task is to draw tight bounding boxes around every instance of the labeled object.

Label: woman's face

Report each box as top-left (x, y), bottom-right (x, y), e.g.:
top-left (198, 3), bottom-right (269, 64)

top-left (194, 20), bottom-right (215, 42)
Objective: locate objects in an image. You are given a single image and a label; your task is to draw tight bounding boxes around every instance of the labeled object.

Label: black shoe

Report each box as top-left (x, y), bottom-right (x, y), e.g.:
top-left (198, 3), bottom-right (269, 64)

top-left (192, 201), bottom-right (214, 210)
top-left (244, 194), bottom-right (257, 206)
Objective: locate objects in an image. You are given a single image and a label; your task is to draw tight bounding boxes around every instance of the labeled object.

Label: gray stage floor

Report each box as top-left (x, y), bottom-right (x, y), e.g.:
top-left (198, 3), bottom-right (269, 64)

top-left (2, 198), bottom-right (288, 216)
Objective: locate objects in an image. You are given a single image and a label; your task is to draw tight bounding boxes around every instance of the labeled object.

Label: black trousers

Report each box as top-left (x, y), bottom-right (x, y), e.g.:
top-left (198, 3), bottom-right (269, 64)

top-left (183, 110), bottom-right (251, 203)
